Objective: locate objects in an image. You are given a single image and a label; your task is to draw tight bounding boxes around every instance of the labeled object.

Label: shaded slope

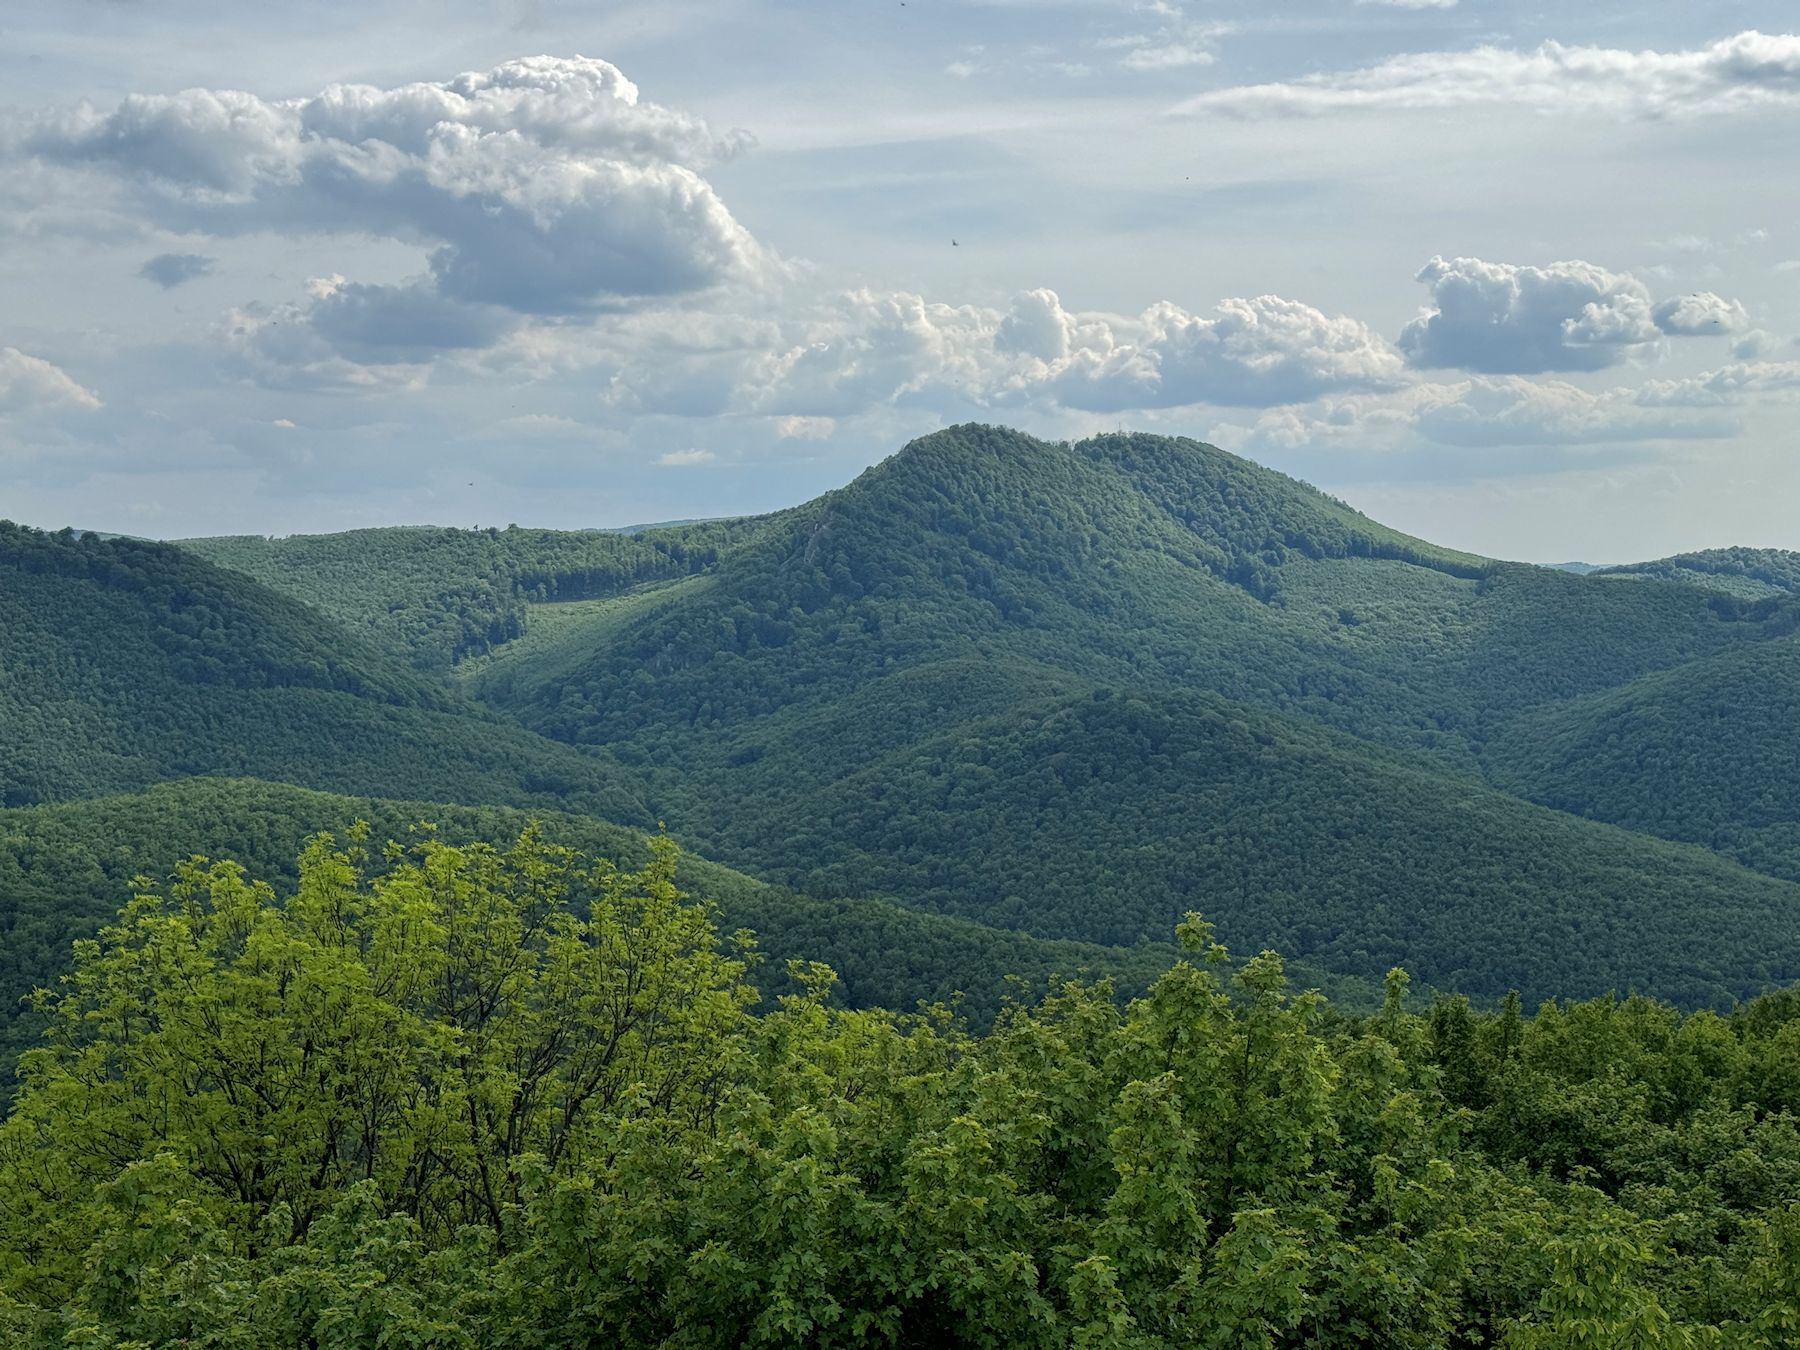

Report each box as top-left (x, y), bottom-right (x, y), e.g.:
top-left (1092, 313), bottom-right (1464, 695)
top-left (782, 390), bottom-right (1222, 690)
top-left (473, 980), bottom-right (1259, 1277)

top-left (0, 778), bottom-right (1183, 1078)
top-left (1488, 634), bottom-right (1800, 882)
top-left (0, 522), bottom-right (648, 822)
top-left (668, 683), bottom-right (1800, 1010)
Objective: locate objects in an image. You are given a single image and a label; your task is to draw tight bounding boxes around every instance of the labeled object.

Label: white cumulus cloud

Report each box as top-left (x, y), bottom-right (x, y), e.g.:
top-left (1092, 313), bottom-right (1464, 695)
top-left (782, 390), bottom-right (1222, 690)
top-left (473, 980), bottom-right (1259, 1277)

top-left (604, 285), bottom-right (1405, 421)
top-left (1634, 361), bottom-right (1800, 407)
top-left (15, 56), bottom-right (763, 331)
top-left (1651, 291), bottom-right (1749, 335)
top-left (1400, 256), bottom-right (1670, 373)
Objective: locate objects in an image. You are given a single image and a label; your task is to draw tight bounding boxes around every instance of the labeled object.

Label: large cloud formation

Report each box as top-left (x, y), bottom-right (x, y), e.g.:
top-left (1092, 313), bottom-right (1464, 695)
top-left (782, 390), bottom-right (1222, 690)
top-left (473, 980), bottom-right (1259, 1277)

top-left (1174, 30), bottom-right (1800, 120)
top-left (604, 287), bottom-right (1406, 419)
top-left (16, 57), bottom-right (762, 367)
top-left (1399, 257), bottom-right (1742, 374)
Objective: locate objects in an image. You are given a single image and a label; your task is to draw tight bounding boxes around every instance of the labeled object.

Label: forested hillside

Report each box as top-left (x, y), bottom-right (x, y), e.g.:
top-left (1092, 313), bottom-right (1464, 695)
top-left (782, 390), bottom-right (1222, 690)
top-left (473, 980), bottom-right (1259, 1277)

top-left (0, 521), bottom-right (649, 821)
top-left (668, 681), bottom-right (1800, 1008)
top-left (2, 829), bottom-right (1798, 1345)
top-left (180, 518), bottom-right (773, 671)
top-left (1601, 546), bottom-right (1800, 600)
top-left (1488, 634), bottom-right (1800, 881)
top-left (17, 426), bottom-right (1800, 1017)
top-left (433, 427), bottom-right (1800, 1004)
top-left (474, 427), bottom-right (1793, 767)
top-left (0, 779), bottom-right (1182, 1081)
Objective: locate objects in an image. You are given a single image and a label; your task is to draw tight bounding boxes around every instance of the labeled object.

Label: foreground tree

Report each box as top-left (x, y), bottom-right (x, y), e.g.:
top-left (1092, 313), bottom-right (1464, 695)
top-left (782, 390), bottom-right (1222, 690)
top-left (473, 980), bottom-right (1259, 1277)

top-left (0, 825), bottom-right (753, 1305)
top-left (2, 827), bottom-right (1795, 1345)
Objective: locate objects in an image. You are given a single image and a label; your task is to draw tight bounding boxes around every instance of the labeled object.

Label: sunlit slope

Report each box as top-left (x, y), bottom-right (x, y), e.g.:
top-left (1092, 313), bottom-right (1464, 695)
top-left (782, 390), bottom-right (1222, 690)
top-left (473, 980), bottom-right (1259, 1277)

top-left (178, 518), bottom-right (775, 670)
top-left (1600, 546), bottom-right (1800, 600)
top-left (0, 522), bottom-right (648, 822)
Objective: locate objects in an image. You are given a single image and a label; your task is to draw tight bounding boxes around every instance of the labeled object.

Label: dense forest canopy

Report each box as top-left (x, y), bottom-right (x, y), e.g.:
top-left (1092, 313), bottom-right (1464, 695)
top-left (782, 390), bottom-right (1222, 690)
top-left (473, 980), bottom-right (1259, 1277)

top-left (1599, 547), bottom-right (1800, 601)
top-left (0, 779), bottom-right (1183, 1085)
top-left (1, 830), bottom-right (1797, 1345)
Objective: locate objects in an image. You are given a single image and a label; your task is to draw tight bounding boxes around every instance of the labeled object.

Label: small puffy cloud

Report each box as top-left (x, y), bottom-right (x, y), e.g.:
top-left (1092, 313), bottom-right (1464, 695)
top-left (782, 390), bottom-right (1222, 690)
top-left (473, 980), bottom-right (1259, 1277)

top-left (656, 447), bottom-right (715, 466)
top-left (1174, 30), bottom-right (1800, 120)
top-left (139, 252), bottom-right (215, 288)
top-left (1358, 0), bottom-right (1456, 8)
top-left (1102, 16), bottom-right (1225, 73)
top-left (746, 290), bottom-right (993, 419)
top-left (1399, 256), bottom-right (1662, 374)
top-left (1651, 291), bottom-right (1749, 335)
top-left (272, 418), bottom-right (296, 429)
top-left (1123, 294), bottom-right (1406, 407)
top-left (995, 288), bottom-right (1074, 363)
top-left (0, 346), bottom-right (101, 412)
top-left (774, 415), bottom-right (836, 440)
top-left (1118, 44), bottom-right (1215, 72)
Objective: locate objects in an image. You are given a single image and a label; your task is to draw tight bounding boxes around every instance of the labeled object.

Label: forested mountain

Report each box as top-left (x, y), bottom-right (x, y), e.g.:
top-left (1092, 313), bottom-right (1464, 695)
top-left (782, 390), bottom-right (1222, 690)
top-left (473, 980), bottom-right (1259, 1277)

top-left (16, 425), bottom-right (1800, 1016)
top-left (471, 426), bottom-right (1792, 767)
top-left (0, 521), bottom-right (649, 821)
top-left (426, 426), bottom-right (1800, 1004)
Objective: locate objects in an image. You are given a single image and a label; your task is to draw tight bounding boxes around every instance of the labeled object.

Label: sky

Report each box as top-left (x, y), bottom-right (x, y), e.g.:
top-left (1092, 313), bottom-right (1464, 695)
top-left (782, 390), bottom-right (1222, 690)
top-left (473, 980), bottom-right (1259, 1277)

top-left (1, 1), bottom-right (1797, 561)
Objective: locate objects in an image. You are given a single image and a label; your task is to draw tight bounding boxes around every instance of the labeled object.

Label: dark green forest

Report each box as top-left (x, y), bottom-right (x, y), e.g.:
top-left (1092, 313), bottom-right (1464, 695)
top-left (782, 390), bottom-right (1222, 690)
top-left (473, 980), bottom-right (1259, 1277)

top-left (6, 424), bottom-right (1800, 1339)
top-left (0, 779), bottom-right (1181, 1083)
top-left (0, 521), bottom-right (649, 821)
